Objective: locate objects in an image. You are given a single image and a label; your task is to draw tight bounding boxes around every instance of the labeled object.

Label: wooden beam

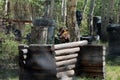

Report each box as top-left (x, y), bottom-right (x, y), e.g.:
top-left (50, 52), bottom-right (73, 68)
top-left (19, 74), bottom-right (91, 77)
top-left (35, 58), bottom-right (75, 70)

top-left (56, 58), bottom-right (77, 67)
top-left (55, 47), bottom-right (80, 56)
top-left (55, 53), bottom-right (78, 61)
top-left (57, 64), bottom-right (75, 72)
top-left (54, 40), bottom-right (88, 50)
top-left (57, 70), bottom-right (74, 79)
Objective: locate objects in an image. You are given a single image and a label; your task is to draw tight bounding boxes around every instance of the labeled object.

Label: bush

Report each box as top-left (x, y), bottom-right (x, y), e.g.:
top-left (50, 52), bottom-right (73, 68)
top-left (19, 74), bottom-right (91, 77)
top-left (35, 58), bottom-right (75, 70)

top-left (2, 39), bottom-right (18, 60)
top-left (0, 33), bottom-right (18, 61)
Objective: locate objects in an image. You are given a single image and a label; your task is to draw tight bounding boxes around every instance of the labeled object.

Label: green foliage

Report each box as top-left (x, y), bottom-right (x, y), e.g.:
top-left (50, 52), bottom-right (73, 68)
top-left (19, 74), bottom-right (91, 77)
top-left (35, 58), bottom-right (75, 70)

top-left (106, 65), bottom-right (120, 80)
top-left (23, 24), bottom-right (32, 36)
top-left (2, 39), bottom-right (18, 60)
top-left (0, 33), bottom-right (18, 60)
top-left (94, 0), bottom-right (102, 16)
top-left (80, 16), bottom-right (89, 35)
top-left (0, 0), bottom-right (4, 15)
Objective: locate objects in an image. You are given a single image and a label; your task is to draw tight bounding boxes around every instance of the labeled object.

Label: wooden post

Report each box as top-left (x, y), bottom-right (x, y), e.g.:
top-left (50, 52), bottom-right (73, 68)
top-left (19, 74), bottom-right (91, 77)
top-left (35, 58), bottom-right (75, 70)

top-left (31, 18), bottom-right (55, 44)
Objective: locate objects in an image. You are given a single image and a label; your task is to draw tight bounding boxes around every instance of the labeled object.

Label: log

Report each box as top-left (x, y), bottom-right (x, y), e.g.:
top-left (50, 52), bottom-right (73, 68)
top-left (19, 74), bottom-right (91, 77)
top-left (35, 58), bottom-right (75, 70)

top-left (59, 77), bottom-right (73, 80)
top-left (57, 64), bottom-right (75, 72)
top-left (56, 58), bottom-right (77, 67)
top-left (57, 70), bottom-right (74, 78)
top-left (55, 47), bottom-right (80, 56)
top-left (54, 40), bottom-right (88, 50)
top-left (55, 53), bottom-right (78, 61)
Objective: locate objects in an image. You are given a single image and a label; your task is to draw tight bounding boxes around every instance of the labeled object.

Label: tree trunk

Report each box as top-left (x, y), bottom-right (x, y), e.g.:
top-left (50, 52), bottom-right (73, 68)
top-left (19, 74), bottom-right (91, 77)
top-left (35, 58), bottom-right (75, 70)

top-left (88, 0), bottom-right (95, 36)
top-left (66, 0), bottom-right (80, 41)
top-left (61, 0), bottom-right (67, 24)
top-left (108, 0), bottom-right (114, 23)
top-left (31, 26), bottom-right (48, 44)
top-left (4, 0), bottom-right (10, 16)
top-left (44, 0), bottom-right (55, 18)
top-left (49, 0), bottom-right (55, 18)
top-left (115, 0), bottom-right (120, 24)
top-left (101, 0), bottom-right (115, 41)
top-left (101, 0), bottom-right (108, 41)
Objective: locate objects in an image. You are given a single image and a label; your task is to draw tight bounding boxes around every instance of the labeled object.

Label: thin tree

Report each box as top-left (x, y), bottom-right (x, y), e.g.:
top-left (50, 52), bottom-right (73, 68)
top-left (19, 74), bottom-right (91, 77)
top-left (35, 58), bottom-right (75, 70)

top-left (82, 0), bottom-right (88, 14)
top-left (61, 0), bottom-right (67, 24)
top-left (101, 0), bottom-right (115, 41)
top-left (101, 0), bottom-right (108, 41)
top-left (88, 0), bottom-right (95, 36)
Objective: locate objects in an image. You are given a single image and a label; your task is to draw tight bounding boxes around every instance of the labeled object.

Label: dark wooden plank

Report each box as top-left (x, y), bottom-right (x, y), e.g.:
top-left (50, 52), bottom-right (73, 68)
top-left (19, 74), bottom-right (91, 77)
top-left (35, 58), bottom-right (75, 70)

top-left (75, 45), bottom-right (105, 79)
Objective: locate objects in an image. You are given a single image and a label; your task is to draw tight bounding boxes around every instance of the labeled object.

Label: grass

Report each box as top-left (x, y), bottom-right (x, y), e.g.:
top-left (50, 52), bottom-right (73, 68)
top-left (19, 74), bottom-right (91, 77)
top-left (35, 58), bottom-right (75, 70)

top-left (106, 65), bottom-right (120, 80)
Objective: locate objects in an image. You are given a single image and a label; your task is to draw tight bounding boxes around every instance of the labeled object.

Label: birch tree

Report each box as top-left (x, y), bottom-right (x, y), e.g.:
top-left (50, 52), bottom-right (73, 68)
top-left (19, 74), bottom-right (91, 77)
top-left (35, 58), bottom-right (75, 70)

top-left (61, 0), bottom-right (67, 24)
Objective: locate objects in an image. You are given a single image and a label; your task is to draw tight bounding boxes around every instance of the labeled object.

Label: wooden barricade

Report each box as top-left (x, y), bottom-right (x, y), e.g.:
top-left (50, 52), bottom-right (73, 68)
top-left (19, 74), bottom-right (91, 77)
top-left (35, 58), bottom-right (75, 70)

top-left (75, 45), bottom-right (106, 79)
top-left (19, 44), bottom-right (57, 80)
top-left (19, 41), bottom-right (105, 80)
top-left (54, 40), bottom-right (88, 79)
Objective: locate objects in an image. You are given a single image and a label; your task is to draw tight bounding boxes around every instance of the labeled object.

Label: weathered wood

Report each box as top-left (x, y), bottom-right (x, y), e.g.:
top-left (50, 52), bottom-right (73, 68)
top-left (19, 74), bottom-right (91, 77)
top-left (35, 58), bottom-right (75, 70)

top-left (79, 61), bottom-right (105, 67)
top-left (31, 18), bottom-right (55, 44)
top-left (54, 40), bottom-right (88, 50)
top-left (59, 77), bottom-right (73, 80)
top-left (76, 72), bottom-right (105, 79)
top-left (20, 68), bottom-right (57, 80)
top-left (31, 27), bottom-right (48, 44)
top-left (77, 67), bottom-right (104, 73)
top-left (57, 64), bottom-right (75, 72)
top-left (55, 47), bottom-right (80, 56)
top-left (57, 70), bottom-right (74, 78)
top-left (75, 45), bottom-right (105, 79)
top-left (29, 44), bottom-right (54, 52)
top-left (19, 45), bottom-right (57, 80)
top-left (55, 53), bottom-right (78, 61)
top-left (56, 58), bottom-right (77, 67)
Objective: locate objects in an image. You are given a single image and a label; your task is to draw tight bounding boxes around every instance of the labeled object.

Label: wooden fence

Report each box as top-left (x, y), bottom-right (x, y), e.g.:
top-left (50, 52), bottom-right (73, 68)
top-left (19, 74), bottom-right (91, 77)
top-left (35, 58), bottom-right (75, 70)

top-left (19, 40), bottom-right (105, 80)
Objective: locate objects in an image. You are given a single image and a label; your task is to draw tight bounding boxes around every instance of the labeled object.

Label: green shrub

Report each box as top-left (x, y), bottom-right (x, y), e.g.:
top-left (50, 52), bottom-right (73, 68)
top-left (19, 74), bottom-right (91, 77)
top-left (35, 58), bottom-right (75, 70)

top-left (0, 33), bottom-right (18, 61)
top-left (1, 39), bottom-right (18, 60)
